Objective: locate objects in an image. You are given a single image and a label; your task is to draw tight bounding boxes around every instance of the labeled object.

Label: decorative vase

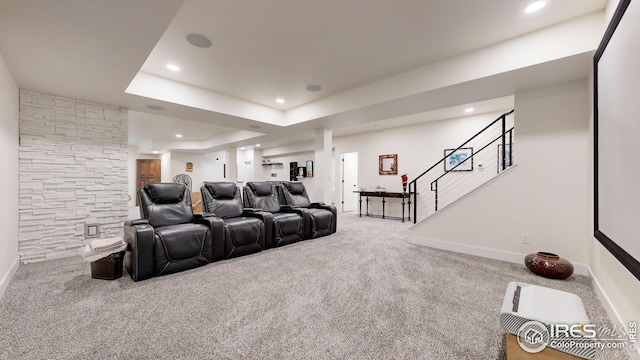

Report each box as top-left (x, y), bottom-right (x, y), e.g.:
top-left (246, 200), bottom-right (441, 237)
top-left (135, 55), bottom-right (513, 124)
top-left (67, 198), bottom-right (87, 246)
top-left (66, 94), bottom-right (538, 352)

top-left (524, 252), bottom-right (574, 280)
top-left (401, 174), bottom-right (408, 193)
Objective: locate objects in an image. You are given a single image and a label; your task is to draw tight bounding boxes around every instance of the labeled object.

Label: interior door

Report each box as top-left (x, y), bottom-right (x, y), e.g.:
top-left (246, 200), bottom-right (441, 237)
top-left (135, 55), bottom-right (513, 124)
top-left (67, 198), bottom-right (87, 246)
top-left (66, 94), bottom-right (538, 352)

top-left (136, 159), bottom-right (161, 205)
top-left (341, 152), bottom-right (358, 212)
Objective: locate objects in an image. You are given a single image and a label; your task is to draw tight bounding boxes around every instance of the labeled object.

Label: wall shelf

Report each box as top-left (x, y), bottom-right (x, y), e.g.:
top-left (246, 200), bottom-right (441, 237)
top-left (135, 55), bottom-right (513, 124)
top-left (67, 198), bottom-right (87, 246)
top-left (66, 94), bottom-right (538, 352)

top-left (261, 162), bottom-right (283, 166)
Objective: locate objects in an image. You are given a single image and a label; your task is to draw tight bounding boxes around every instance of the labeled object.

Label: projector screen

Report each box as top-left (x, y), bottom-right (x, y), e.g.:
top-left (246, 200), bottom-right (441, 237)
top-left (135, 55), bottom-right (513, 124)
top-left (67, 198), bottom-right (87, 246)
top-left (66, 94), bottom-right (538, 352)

top-left (594, 0), bottom-right (640, 281)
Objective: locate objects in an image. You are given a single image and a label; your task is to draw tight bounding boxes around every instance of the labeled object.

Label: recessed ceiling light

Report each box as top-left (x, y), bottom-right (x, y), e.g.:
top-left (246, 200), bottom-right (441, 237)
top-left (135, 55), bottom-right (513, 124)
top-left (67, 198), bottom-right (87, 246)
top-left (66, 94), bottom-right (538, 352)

top-left (256, 144), bottom-right (261, 147)
top-left (276, 98), bottom-right (285, 104)
top-left (306, 84), bottom-right (322, 92)
top-left (166, 64), bottom-right (180, 71)
top-left (147, 104), bottom-right (165, 111)
top-left (524, 1), bottom-right (546, 13)
top-left (186, 33), bottom-right (212, 48)
top-left (152, 151), bottom-right (158, 154)
top-left (240, 147), bottom-right (245, 150)
top-left (465, 108), bottom-right (474, 113)
top-left (175, 134), bottom-right (182, 138)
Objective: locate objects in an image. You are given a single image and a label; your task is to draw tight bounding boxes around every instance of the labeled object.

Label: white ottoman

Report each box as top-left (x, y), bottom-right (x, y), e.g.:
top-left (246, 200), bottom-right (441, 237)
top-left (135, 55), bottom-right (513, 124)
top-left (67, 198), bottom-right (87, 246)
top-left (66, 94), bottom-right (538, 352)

top-left (500, 281), bottom-right (594, 359)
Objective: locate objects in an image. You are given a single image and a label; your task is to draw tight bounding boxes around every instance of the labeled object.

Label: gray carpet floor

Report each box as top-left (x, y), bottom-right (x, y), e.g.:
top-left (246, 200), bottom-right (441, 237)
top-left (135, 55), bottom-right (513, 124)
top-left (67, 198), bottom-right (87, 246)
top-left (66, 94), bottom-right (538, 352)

top-left (0, 213), bottom-right (631, 360)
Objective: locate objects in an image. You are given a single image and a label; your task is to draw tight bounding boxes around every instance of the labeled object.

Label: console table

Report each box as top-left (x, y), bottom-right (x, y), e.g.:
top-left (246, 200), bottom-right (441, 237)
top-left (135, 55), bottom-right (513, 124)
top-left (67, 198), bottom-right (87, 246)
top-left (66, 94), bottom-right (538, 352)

top-left (354, 191), bottom-right (412, 222)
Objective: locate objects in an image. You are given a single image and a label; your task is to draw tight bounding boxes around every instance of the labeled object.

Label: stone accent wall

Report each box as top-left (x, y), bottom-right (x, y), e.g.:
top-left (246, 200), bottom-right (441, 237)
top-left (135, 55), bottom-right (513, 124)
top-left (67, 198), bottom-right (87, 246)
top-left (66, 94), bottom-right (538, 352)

top-left (18, 90), bottom-right (128, 263)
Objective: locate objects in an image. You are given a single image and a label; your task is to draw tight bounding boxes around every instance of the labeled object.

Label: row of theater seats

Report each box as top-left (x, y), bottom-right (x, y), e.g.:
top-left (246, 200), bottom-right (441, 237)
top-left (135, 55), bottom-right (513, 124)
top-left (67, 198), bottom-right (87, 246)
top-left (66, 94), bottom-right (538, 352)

top-left (124, 181), bottom-right (337, 281)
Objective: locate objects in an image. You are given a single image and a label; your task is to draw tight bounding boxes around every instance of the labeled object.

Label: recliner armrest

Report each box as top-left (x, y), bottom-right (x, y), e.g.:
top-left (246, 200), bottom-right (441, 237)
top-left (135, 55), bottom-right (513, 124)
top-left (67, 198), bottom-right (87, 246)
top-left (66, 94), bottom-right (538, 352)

top-left (278, 205), bottom-right (306, 217)
top-left (280, 205), bottom-right (298, 210)
top-left (125, 219), bottom-right (149, 226)
top-left (195, 215), bottom-right (225, 261)
top-left (241, 209), bottom-right (272, 221)
top-left (310, 202), bottom-right (329, 209)
top-left (124, 221), bottom-right (154, 282)
top-left (195, 212), bottom-right (216, 220)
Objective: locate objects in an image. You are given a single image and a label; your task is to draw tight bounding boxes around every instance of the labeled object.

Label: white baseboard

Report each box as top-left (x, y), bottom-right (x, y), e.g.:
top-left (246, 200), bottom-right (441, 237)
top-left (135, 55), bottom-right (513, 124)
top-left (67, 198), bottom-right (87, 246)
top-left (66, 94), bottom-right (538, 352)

top-left (0, 256), bottom-right (19, 300)
top-left (588, 266), bottom-right (623, 325)
top-left (407, 235), bottom-right (589, 276)
top-left (588, 267), bottom-right (640, 360)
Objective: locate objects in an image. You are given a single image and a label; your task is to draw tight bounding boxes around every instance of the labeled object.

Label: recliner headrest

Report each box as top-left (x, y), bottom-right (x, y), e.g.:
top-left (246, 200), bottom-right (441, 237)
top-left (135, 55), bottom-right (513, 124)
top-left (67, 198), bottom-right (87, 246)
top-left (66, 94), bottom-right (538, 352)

top-left (284, 182), bottom-right (305, 195)
top-left (248, 182), bottom-right (272, 196)
top-left (204, 182), bottom-right (237, 199)
top-left (144, 183), bottom-right (185, 203)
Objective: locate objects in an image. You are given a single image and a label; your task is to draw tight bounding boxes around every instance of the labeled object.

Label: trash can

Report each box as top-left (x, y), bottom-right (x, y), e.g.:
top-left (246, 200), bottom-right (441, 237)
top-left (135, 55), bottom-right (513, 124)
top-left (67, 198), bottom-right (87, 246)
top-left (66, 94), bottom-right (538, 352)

top-left (90, 251), bottom-right (125, 280)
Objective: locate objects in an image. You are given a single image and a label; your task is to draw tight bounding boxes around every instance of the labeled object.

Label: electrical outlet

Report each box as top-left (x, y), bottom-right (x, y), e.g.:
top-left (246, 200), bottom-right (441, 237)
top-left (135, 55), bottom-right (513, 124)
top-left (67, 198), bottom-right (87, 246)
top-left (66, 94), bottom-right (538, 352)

top-left (521, 234), bottom-right (530, 244)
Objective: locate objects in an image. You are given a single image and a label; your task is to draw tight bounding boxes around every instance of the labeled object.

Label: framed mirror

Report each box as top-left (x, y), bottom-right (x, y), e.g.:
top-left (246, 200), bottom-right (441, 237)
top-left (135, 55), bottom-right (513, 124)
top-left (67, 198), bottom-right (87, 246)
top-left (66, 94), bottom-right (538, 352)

top-left (379, 154), bottom-right (397, 175)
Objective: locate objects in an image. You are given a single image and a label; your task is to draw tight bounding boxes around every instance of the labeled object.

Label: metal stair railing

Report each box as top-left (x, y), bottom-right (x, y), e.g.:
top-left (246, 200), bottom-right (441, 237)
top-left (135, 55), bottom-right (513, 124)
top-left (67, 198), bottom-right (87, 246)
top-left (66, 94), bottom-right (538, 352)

top-left (409, 110), bottom-right (515, 224)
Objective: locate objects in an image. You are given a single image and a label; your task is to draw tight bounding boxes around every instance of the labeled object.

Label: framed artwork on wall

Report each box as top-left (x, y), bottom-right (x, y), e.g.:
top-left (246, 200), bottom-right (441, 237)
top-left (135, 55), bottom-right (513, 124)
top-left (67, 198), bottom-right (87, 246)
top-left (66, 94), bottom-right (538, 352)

top-left (306, 160), bottom-right (313, 177)
top-left (379, 154), bottom-right (398, 175)
top-left (444, 148), bottom-right (473, 172)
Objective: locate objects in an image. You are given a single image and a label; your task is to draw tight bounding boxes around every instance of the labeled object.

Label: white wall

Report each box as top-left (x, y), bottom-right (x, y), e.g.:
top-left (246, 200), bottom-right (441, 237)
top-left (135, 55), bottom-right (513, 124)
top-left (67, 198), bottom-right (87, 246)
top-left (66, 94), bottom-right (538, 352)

top-left (127, 149), bottom-right (235, 201)
top-left (262, 152), bottom-right (317, 198)
top-left (238, 149), bottom-right (256, 184)
top-left (170, 150), bottom-right (225, 191)
top-left (160, 152), bottom-right (171, 183)
top-left (334, 111), bottom-right (510, 191)
top-left (332, 111), bottom-right (511, 217)
top-left (0, 52), bottom-right (19, 297)
top-left (410, 80), bottom-right (591, 264)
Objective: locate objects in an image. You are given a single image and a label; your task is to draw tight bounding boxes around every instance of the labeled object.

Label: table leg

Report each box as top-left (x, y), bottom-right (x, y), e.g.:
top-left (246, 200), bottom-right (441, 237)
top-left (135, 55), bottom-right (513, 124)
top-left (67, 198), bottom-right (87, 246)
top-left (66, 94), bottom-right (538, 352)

top-left (358, 193), bottom-right (362, 217)
top-left (365, 196), bottom-right (369, 216)
top-left (382, 196), bottom-right (386, 219)
top-left (401, 194), bottom-right (406, 223)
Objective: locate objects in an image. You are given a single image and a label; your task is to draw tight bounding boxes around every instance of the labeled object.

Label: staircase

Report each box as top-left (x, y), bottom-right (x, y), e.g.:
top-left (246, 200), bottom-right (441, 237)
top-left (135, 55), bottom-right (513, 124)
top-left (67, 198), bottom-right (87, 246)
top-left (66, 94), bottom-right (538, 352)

top-left (408, 110), bottom-right (515, 224)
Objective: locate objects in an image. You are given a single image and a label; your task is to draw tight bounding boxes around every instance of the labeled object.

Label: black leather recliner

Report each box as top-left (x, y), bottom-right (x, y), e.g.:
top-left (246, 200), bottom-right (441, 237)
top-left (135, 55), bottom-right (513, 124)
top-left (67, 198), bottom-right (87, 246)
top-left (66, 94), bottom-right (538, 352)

top-left (124, 183), bottom-right (224, 281)
top-left (278, 182), bottom-right (337, 239)
top-left (244, 182), bottom-right (306, 248)
top-left (201, 182), bottom-right (272, 259)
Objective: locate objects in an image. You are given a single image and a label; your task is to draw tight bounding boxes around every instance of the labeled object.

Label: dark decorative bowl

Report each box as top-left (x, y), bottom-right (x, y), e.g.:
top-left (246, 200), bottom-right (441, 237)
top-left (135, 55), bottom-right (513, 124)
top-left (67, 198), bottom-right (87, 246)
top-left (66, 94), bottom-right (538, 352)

top-left (524, 252), bottom-right (574, 280)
